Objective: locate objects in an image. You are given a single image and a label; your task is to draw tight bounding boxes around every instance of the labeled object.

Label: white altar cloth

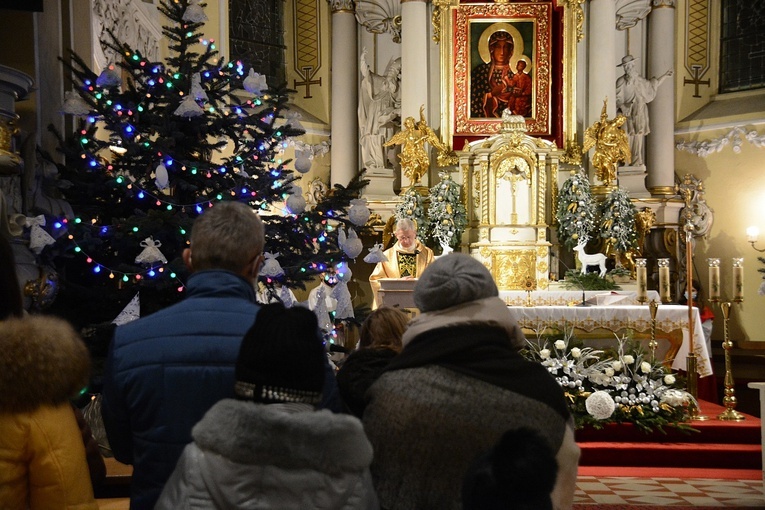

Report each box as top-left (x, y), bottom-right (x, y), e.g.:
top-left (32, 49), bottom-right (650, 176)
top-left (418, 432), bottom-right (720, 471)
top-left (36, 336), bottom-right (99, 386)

top-left (506, 304), bottom-right (713, 377)
top-left (499, 290), bottom-right (660, 306)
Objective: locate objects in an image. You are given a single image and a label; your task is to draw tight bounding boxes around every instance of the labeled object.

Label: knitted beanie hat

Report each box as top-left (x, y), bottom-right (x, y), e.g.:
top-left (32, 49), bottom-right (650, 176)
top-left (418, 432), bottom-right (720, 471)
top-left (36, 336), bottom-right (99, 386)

top-left (235, 303), bottom-right (325, 405)
top-left (413, 253), bottom-right (498, 312)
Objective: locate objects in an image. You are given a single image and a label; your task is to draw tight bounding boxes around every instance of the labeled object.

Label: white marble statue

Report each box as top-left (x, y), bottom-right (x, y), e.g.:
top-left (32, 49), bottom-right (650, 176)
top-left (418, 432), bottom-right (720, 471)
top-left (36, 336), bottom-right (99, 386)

top-left (615, 55), bottom-right (673, 166)
top-left (358, 48), bottom-right (401, 170)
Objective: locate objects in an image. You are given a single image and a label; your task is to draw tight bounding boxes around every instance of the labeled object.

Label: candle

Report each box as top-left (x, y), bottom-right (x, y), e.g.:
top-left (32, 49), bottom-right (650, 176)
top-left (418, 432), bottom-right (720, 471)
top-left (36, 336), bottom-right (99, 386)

top-left (733, 258), bottom-right (744, 302)
top-left (658, 258), bottom-right (670, 303)
top-left (708, 258), bottom-right (720, 302)
top-left (636, 258), bottom-right (647, 303)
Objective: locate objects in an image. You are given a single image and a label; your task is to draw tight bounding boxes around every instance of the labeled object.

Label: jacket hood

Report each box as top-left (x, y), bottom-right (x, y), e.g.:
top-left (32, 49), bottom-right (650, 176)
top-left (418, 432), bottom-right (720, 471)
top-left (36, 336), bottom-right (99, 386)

top-left (0, 316), bottom-right (91, 412)
top-left (193, 399), bottom-right (374, 474)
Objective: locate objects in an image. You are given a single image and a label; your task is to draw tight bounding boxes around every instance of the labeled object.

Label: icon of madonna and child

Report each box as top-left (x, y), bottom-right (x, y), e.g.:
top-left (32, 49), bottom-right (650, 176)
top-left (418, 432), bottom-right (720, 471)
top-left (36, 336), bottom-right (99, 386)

top-left (470, 22), bottom-right (534, 119)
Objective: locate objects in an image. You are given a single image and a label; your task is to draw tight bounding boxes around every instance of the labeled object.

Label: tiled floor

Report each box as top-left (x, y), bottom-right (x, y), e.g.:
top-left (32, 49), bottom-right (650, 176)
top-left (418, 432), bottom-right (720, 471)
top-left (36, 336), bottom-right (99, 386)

top-left (95, 472), bottom-right (765, 509)
top-left (575, 476), bottom-right (765, 507)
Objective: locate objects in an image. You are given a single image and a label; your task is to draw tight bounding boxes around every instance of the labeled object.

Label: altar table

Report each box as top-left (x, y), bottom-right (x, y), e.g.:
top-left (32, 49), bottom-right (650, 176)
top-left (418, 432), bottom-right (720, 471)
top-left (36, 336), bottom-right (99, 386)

top-left (507, 303), bottom-right (713, 377)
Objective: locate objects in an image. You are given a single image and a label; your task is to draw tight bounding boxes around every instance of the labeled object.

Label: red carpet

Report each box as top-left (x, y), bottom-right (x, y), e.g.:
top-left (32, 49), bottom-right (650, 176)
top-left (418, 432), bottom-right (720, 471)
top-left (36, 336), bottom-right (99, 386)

top-left (573, 506), bottom-right (759, 510)
top-left (575, 399), bottom-right (762, 479)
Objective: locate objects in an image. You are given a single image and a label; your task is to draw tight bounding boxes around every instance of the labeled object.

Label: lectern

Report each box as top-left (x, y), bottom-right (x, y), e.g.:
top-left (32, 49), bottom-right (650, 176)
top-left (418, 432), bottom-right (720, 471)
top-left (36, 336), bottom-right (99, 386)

top-left (377, 278), bottom-right (418, 309)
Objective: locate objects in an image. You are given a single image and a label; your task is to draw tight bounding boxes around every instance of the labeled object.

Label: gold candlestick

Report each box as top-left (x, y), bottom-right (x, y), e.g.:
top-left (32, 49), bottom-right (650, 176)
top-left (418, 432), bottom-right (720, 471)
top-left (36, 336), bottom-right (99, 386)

top-left (686, 224), bottom-right (707, 420)
top-left (677, 176), bottom-right (707, 421)
top-left (648, 300), bottom-right (659, 364)
top-left (718, 302), bottom-right (745, 421)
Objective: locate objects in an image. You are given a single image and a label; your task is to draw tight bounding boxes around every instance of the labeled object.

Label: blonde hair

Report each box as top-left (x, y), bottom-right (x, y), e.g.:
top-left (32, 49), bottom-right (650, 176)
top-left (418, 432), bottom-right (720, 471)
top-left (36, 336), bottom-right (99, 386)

top-left (190, 201), bottom-right (265, 273)
top-left (359, 307), bottom-right (410, 352)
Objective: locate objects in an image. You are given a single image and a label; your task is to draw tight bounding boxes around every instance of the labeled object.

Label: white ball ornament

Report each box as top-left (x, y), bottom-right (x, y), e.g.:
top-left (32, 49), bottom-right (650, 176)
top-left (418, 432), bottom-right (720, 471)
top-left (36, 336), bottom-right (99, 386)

top-left (294, 152), bottom-right (312, 174)
top-left (286, 193), bottom-right (306, 214)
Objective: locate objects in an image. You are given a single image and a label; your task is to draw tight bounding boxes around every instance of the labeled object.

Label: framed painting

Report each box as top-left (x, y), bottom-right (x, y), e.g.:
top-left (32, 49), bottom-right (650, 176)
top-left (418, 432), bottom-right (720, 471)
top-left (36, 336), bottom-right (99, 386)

top-left (453, 2), bottom-right (552, 137)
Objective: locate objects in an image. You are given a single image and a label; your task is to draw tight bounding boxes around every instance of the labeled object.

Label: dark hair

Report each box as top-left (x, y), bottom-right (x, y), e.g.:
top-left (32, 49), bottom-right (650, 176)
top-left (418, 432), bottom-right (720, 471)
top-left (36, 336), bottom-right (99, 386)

top-left (678, 278), bottom-right (703, 306)
top-left (234, 303), bottom-right (326, 405)
top-left (0, 236), bottom-right (24, 320)
top-left (462, 427), bottom-right (558, 510)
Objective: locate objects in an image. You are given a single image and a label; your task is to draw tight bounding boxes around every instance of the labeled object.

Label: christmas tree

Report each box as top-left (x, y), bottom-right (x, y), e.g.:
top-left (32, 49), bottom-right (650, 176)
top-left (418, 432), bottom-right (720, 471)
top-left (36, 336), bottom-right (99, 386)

top-left (555, 170), bottom-right (596, 249)
top-left (427, 171), bottom-right (466, 250)
top-left (395, 186), bottom-right (429, 242)
top-left (47, 0), bottom-right (366, 322)
top-left (598, 187), bottom-right (638, 257)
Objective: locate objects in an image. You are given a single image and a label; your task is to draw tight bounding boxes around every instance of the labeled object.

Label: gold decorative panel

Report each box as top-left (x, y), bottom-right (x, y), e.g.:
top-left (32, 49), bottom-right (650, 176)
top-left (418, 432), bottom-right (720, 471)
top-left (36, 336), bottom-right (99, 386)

top-left (492, 250), bottom-right (536, 290)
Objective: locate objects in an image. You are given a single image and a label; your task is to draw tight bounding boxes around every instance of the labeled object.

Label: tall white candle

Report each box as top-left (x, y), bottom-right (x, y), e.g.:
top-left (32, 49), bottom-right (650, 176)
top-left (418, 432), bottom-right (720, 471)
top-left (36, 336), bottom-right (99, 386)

top-left (732, 258), bottom-right (744, 302)
top-left (658, 258), bottom-right (670, 303)
top-left (636, 258), bottom-right (647, 303)
top-left (708, 258), bottom-right (720, 301)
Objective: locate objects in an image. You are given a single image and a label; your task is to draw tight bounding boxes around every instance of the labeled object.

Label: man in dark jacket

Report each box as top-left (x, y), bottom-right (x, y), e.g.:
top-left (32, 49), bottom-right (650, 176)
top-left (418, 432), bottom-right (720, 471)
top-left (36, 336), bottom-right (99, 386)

top-left (101, 201), bottom-right (267, 510)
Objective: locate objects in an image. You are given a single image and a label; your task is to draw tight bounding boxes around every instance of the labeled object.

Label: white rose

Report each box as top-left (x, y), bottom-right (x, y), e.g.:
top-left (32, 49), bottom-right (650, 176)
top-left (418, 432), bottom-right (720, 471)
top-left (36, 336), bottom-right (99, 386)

top-left (623, 355), bottom-right (635, 364)
top-left (540, 349), bottom-right (551, 359)
top-left (664, 374), bottom-right (676, 385)
top-left (554, 340), bottom-right (566, 350)
top-left (640, 362), bottom-right (652, 374)
top-left (612, 361), bottom-right (623, 371)
top-left (570, 347), bottom-right (581, 358)
top-left (605, 368), bottom-right (615, 377)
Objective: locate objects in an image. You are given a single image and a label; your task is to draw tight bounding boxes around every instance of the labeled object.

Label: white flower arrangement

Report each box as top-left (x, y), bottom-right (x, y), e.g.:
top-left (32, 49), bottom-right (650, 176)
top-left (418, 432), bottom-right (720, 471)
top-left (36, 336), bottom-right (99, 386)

top-left (523, 326), bottom-right (696, 433)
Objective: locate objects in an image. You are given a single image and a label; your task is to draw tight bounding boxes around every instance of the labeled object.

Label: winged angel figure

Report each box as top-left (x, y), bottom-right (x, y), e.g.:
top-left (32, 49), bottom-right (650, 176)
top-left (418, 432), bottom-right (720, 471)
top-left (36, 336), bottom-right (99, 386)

top-left (384, 106), bottom-right (456, 184)
top-left (582, 99), bottom-right (631, 187)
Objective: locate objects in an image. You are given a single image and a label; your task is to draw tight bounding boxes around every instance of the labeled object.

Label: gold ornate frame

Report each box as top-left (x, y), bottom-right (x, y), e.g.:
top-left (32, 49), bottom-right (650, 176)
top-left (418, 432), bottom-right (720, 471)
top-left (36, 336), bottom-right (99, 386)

top-left (439, 0), bottom-right (581, 157)
top-left (456, 3), bottom-right (551, 135)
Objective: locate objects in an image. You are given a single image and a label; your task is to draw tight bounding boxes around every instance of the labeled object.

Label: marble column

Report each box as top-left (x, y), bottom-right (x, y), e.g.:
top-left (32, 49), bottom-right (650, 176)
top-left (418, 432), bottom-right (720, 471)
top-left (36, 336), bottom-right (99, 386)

top-left (586, 0), bottom-right (617, 184)
top-left (329, 0), bottom-right (358, 186)
top-left (645, 0), bottom-right (676, 195)
top-left (400, 0), bottom-right (429, 188)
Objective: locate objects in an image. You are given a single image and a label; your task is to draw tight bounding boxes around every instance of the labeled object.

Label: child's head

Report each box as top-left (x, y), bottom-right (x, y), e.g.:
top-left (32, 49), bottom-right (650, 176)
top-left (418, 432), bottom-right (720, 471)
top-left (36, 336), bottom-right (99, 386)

top-left (358, 307), bottom-right (410, 352)
top-left (516, 58), bottom-right (527, 73)
top-left (235, 303), bottom-right (326, 405)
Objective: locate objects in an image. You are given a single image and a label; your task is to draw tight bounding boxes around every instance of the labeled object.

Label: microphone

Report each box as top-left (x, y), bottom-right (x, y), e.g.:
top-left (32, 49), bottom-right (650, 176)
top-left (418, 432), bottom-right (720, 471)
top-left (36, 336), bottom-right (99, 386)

top-left (414, 249), bottom-right (421, 255)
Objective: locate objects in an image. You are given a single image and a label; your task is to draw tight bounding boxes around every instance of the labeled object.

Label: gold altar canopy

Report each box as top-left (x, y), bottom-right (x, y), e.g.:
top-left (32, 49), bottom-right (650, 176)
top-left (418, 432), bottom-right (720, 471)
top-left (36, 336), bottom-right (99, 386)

top-left (459, 113), bottom-right (562, 291)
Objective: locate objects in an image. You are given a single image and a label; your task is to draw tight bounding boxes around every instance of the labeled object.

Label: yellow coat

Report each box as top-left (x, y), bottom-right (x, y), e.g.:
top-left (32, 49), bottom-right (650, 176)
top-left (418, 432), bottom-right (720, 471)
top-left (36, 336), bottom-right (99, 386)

top-left (0, 316), bottom-right (98, 510)
top-left (369, 240), bottom-right (434, 308)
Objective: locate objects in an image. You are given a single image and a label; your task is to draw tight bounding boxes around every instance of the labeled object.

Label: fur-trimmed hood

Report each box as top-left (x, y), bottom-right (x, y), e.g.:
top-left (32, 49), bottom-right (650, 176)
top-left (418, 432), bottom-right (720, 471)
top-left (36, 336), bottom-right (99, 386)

top-left (0, 316), bottom-right (91, 413)
top-left (193, 399), bottom-right (374, 473)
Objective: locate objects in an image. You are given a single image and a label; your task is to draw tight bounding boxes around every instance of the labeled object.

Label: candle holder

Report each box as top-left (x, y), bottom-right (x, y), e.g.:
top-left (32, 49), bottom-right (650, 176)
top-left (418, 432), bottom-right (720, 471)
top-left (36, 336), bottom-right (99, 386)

top-left (648, 300), bottom-right (659, 364)
top-left (717, 302), bottom-right (746, 421)
top-left (635, 258), bottom-right (648, 304)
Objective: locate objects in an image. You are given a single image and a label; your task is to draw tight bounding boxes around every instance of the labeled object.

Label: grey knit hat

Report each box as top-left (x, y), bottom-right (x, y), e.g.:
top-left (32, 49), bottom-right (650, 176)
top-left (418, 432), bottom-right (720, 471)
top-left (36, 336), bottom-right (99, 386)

top-left (413, 253), bottom-right (498, 312)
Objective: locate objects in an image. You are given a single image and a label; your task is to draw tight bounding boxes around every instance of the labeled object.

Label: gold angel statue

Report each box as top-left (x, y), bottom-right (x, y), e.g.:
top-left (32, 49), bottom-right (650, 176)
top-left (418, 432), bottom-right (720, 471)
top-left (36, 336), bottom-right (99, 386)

top-left (582, 99), bottom-right (631, 186)
top-left (385, 106), bottom-right (457, 184)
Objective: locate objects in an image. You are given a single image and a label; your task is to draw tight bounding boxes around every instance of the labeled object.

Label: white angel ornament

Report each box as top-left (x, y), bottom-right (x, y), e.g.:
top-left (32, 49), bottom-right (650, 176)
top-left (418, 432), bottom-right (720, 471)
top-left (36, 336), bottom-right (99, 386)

top-left (338, 226), bottom-right (363, 259)
top-left (260, 252), bottom-right (285, 278)
top-left (244, 69), bottom-right (268, 95)
top-left (135, 237), bottom-right (168, 265)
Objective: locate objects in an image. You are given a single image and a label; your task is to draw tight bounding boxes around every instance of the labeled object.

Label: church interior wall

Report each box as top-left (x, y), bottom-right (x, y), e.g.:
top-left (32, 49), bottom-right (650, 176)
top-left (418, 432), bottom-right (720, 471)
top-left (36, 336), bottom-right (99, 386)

top-left (3, 0), bottom-right (765, 344)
